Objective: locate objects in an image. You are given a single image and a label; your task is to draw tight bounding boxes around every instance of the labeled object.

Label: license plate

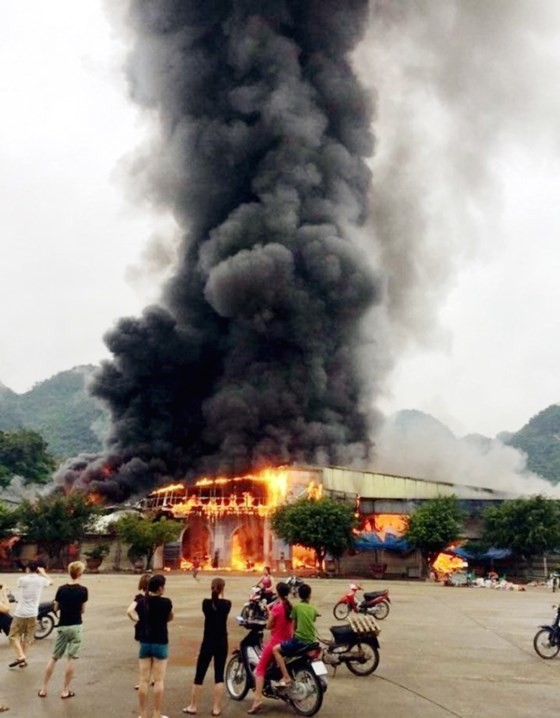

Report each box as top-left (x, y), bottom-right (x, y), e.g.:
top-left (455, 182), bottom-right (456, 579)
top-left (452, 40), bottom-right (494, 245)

top-left (311, 660), bottom-right (328, 676)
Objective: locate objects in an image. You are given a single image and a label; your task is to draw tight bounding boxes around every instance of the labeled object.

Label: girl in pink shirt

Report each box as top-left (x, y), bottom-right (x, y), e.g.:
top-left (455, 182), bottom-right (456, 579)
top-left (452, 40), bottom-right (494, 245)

top-left (247, 582), bottom-right (293, 714)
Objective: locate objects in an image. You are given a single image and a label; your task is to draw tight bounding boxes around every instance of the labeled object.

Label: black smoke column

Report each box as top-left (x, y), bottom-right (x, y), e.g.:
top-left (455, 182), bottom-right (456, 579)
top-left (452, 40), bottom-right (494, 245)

top-left (86, 0), bottom-right (378, 497)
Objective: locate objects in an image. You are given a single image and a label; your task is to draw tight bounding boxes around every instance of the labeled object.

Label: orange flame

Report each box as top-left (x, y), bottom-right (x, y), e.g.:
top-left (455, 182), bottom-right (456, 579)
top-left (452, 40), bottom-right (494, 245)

top-left (145, 467), bottom-right (291, 521)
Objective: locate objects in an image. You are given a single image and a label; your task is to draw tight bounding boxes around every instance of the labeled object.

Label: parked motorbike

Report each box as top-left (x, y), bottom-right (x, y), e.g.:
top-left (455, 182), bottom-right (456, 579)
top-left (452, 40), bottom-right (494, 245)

top-left (533, 604), bottom-right (560, 659)
top-left (320, 620), bottom-right (380, 676)
top-left (286, 575), bottom-right (305, 598)
top-left (7, 589), bottom-right (57, 640)
top-left (240, 585), bottom-right (277, 623)
top-left (226, 616), bottom-right (327, 716)
top-left (332, 583), bottom-right (390, 621)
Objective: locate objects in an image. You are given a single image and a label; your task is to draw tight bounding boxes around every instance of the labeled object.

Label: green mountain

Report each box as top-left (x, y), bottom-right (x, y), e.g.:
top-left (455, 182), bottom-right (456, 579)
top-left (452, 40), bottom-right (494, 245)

top-left (1, 365), bottom-right (559, 487)
top-left (0, 366), bottom-right (107, 459)
top-left (505, 404), bottom-right (560, 484)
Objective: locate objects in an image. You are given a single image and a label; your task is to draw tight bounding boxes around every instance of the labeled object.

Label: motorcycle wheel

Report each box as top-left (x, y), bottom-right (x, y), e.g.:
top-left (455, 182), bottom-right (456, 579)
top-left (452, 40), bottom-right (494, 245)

top-left (225, 654), bottom-right (250, 700)
top-left (533, 628), bottom-right (560, 659)
top-left (288, 666), bottom-right (324, 717)
top-left (345, 641), bottom-right (380, 676)
top-left (333, 601), bottom-right (350, 620)
top-left (34, 614), bottom-right (55, 640)
top-left (370, 600), bottom-right (390, 621)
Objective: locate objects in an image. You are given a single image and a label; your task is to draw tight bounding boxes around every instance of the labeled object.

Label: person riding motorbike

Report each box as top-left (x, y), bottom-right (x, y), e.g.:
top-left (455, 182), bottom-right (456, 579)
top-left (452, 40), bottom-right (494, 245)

top-left (247, 582), bottom-right (293, 714)
top-left (272, 583), bottom-right (319, 687)
top-left (256, 567), bottom-right (275, 603)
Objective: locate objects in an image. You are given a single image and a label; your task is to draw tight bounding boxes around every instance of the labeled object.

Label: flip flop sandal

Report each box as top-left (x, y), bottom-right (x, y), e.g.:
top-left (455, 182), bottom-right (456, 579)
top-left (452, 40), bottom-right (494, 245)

top-left (60, 692), bottom-right (75, 699)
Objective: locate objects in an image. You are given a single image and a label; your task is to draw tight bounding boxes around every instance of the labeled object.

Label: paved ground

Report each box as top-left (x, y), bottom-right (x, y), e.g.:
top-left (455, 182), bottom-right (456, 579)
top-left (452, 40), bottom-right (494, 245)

top-left (0, 572), bottom-right (558, 717)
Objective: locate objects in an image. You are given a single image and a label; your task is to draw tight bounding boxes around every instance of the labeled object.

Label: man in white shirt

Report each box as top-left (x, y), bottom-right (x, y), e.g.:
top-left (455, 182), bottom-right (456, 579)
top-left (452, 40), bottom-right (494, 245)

top-left (8, 560), bottom-right (52, 668)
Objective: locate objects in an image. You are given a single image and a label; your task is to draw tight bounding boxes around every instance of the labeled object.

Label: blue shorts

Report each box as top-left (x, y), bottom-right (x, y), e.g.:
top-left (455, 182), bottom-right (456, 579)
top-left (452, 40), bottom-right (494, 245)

top-left (280, 637), bottom-right (309, 656)
top-left (139, 642), bottom-right (169, 660)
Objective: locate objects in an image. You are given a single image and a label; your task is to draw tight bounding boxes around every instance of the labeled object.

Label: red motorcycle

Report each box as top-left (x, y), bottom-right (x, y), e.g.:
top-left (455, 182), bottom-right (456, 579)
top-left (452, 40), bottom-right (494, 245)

top-left (332, 583), bottom-right (390, 621)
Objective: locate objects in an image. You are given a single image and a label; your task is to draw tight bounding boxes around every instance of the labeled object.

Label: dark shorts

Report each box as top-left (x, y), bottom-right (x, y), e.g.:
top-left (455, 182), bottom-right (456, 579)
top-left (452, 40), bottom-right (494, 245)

top-left (280, 637), bottom-right (309, 656)
top-left (139, 642), bottom-right (169, 660)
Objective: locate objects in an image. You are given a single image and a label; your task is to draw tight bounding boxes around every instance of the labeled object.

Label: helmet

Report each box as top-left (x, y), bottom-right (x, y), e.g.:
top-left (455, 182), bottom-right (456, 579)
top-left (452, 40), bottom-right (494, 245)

top-left (349, 583), bottom-right (359, 591)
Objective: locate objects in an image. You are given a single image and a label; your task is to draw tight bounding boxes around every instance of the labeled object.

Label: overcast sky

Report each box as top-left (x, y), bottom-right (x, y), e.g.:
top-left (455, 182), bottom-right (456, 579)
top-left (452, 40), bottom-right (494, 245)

top-left (1, 0), bottom-right (558, 440)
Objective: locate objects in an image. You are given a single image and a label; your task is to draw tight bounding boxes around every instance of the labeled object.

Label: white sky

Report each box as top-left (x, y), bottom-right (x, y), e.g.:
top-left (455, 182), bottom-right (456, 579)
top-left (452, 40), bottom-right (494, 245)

top-left (0, 1), bottom-right (558, 440)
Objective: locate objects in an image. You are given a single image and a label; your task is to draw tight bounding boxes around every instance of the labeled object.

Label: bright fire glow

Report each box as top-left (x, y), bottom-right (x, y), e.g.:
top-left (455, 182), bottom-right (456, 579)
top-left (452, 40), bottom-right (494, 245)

top-left (432, 552), bottom-right (468, 578)
top-left (147, 467), bottom-right (291, 521)
top-left (357, 513), bottom-right (408, 538)
top-left (292, 544), bottom-right (316, 570)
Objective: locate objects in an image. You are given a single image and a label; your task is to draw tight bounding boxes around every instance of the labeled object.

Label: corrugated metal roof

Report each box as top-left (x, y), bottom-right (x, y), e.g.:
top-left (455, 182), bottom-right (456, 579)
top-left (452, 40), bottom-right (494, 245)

top-left (287, 465), bottom-right (522, 500)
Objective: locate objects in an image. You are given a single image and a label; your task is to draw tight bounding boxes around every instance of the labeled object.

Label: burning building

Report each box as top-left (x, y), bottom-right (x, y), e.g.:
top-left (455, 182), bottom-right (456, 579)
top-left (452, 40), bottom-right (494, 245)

top-left (134, 465), bottom-right (516, 574)
top-left (55, 1), bottom-right (520, 575)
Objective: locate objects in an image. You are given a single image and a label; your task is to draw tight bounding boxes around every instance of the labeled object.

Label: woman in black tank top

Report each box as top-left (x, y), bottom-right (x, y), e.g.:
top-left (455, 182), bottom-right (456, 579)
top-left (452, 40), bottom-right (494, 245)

top-left (183, 578), bottom-right (231, 717)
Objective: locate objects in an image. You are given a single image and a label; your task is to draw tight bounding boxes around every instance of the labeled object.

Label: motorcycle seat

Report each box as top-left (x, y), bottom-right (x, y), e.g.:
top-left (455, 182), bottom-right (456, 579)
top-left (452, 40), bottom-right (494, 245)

top-left (363, 591), bottom-right (387, 601)
top-left (285, 641), bottom-right (320, 659)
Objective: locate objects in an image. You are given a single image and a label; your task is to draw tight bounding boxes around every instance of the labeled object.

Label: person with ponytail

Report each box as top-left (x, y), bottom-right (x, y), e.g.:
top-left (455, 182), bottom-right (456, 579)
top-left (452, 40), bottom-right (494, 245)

top-left (183, 577), bottom-right (231, 717)
top-left (247, 581), bottom-right (293, 714)
top-left (128, 574), bottom-right (173, 718)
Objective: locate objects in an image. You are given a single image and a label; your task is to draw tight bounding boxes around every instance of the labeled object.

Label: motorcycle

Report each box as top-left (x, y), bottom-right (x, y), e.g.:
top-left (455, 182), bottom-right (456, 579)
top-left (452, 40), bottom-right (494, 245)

top-left (7, 589), bottom-right (57, 640)
top-left (320, 617), bottom-right (380, 676)
top-left (286, 575), bottom-right (305, 598)
top-left (226, 616), bottom-right (327, 716)
top-left (240, 585), bottom-right (277, 624)
top-left (533, 604), bottom-right (560, 659)
top-left (332, 583), bottom-right (390, 621)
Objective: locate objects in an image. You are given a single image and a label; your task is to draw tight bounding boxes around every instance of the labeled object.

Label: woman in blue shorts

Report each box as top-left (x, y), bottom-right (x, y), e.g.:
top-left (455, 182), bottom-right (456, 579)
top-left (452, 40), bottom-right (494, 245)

top-left (128, 574), bottom-right (173, 718)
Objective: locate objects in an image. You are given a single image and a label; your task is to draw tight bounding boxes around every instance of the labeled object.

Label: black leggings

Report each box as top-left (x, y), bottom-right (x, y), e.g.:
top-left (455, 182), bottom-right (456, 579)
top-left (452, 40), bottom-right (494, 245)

top-left (194, 642), bottom-right (228, 684)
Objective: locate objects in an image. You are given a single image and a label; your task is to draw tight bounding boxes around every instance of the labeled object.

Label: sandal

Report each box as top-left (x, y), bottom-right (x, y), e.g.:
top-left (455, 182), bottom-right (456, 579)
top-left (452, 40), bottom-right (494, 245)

top-left (247, 705), bottom-right (263, 714)
top-left (60, 691), bottom-right (75, 699)
top-left (182, 709), bottom-right (197, 715)
top-left (0, 706), bottom-right (8, 713)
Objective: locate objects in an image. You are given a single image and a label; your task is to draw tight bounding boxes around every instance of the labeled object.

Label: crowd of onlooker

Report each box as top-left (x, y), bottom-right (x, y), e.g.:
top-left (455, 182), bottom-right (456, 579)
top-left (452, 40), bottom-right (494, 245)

top-left (0, 564), bottom-right (317, 718)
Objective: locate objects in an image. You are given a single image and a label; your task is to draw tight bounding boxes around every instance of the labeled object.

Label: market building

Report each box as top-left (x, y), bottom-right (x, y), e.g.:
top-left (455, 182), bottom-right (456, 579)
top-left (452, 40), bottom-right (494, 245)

top-left (139, 465), bottom-right (521, 577)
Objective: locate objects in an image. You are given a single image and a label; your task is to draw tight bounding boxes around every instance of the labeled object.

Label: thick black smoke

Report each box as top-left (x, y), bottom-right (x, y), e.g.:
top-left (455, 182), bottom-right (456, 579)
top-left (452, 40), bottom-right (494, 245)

top-left (56, 0), bottom-right (379, 500)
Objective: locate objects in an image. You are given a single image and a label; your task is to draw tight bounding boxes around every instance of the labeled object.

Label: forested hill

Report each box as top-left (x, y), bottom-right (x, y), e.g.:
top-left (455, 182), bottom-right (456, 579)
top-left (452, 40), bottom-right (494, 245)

top-left (0, 365), bottom-right (558, 484)
top-left (0, 366), bottom-right (106, 458)
top-left (505, 404), bottom-right (560, 485)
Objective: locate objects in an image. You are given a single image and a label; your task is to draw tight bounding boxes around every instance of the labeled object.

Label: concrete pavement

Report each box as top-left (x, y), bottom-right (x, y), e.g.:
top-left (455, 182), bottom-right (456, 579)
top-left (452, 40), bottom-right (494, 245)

top-left (0, 572), bottom-right (557, 717)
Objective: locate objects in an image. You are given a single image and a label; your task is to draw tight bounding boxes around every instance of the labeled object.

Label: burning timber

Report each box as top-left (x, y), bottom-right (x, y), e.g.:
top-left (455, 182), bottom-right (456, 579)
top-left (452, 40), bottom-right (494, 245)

top-left (136, 465), bottom-right (519, 573)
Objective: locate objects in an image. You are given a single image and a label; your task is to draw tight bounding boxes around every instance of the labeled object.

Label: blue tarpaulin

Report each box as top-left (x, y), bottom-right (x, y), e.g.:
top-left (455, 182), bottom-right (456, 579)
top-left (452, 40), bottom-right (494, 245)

top-left (353, 532), bottom-right (411, 552)
top-left (446, 546), bottom-right (512, 561)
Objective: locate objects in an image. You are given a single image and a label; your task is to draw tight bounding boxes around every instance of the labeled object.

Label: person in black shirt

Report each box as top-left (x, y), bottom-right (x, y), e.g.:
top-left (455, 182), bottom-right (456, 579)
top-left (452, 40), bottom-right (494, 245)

top-left (38, 561), bottom-right (88, 700)
top-left (128, 574), bottom-right (173, 718)
top-left (183, 577), bottom-right (231, 717)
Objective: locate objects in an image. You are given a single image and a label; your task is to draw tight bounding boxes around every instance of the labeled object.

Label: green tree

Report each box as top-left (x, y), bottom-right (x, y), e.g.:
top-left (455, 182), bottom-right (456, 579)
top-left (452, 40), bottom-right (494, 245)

top-left (114, 514), bottom-right (183, 570)
top-left (404, 495), bottom-right (465, 575)
top-left (0, 501), bottom-right (18, 540)
top-left (482, 495), bottom-right (560, 566)
top-left (0, 428), bottom-right (57, 487)
top-left (16, 493), bottom-right (100, 566)
top-left (270, 496), bottom-right (356, 570)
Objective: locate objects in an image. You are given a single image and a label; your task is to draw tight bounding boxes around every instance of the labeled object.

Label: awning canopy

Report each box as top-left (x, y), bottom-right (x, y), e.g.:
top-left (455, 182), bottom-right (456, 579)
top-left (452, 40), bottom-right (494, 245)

top-left (445, 545), bottom-right (511, 561)
top-left (353, 532), bottom-right (411, 552)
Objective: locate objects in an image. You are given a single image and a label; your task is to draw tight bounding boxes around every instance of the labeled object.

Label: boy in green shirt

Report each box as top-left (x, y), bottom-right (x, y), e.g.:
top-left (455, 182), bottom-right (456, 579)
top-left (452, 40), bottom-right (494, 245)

top-left (272, 583), bottom-right (319, 686)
